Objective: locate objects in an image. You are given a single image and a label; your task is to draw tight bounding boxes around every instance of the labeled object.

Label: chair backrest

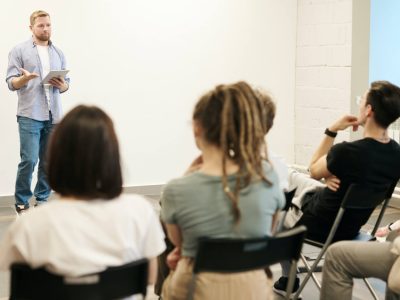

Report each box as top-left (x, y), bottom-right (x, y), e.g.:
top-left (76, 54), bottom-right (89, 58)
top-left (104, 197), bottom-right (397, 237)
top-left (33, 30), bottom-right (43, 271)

top-left (193, 226), bottom-right (307, 274)
top-left (341, 182), bottom-right (394, 210)
top-left (305, 181), bottom-right (396, 245)
top-left (10, 259), bottom-right (148, 300)
top-left (370, 180), bottom-right (398, 235)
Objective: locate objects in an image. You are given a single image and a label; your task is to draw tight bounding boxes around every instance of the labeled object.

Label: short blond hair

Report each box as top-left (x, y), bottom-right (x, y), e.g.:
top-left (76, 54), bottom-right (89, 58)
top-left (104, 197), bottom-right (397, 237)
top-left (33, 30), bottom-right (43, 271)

top-left (30, 10), bottom-right (50, 26)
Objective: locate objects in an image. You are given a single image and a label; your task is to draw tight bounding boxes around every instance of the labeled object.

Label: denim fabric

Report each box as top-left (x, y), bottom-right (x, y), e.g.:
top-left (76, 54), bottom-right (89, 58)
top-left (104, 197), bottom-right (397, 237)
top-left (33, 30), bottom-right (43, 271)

top-left (15, 116), bottom-right (54, 207)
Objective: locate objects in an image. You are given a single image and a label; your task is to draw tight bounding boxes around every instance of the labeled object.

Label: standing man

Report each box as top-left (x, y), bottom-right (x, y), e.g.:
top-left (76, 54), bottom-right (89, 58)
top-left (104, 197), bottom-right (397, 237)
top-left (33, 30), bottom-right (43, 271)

top-left (6, 10), bottom-right (70, 213)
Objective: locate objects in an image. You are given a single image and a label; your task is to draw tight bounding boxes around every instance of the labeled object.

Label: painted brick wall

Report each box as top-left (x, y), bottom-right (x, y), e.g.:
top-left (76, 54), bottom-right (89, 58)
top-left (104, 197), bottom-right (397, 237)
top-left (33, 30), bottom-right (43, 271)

top-left (295, 0), bottom-right (353, 166)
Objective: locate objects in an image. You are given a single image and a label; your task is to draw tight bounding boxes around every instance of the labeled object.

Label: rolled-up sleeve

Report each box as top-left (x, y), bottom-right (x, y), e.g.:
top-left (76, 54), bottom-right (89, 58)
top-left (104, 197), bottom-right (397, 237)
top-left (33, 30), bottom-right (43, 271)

top-left (6, 48), bottom-right (22, 91)
top-left (58, 48), bottom-right (70, 92)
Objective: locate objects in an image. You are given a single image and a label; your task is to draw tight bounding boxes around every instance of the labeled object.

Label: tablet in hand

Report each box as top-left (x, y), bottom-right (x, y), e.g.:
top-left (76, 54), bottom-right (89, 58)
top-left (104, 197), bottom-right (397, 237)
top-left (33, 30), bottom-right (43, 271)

top-left (41, 70), bottom-right (69, 84)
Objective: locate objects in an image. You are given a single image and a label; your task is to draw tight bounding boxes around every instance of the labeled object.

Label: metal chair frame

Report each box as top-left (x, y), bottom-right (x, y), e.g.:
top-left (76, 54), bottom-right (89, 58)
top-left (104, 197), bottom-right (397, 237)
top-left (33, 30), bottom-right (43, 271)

top-left (293, 181), bottom-right (397, 300)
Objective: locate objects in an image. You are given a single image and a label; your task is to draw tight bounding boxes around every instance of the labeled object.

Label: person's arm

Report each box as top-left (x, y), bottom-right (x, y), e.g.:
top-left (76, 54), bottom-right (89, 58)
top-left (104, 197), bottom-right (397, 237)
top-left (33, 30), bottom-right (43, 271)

top-left (48, 77), bottom-right (68, 92)
top-left (160, 185), bottom-right (181, 246)
top-left (164, 224), bottom-right (182, 270)
top-left (270, 211), bottom-right (280, 234)
top-left (10, 68), bottom-right (39, 90)
top-left (376, 220), bottom-right (400, 237)
top-left (165, 224), bottom-right (182, 247)
top-left (160, 185), bottom-right (183, 270)
top-left (147, 257), bottom-right (158, 285)
top-left (55, 47), bottom-right (70, 93)
top-left (309, 115), bottom-right (359, 180)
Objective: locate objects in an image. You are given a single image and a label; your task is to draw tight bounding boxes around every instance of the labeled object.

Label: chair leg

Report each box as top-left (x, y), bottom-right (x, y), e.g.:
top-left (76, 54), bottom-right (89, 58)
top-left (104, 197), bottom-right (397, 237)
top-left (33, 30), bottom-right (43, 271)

top-left (363, 278), bottom-right (379, 300)
top-left (301, 254), bottom-right (321, 289)
top-left (293, 253), bottom-right (323, 299)
top-left (285, 261), bottom-right (297, 300)
top-left (298, 254), bottom-right (323, 273)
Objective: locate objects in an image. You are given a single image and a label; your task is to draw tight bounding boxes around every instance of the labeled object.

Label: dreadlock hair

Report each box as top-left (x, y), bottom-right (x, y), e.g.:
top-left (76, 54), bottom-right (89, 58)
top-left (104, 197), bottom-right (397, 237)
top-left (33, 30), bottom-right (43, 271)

top-left (256, 89), bottom-right (276, 134)
top-left (193, 81), bottom-right (272, 223)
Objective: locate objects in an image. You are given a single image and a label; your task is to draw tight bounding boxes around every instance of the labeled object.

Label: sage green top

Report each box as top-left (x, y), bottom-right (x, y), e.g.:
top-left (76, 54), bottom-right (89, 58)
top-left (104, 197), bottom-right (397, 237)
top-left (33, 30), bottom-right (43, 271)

top-left (161, 161), bottom-right (285, 257)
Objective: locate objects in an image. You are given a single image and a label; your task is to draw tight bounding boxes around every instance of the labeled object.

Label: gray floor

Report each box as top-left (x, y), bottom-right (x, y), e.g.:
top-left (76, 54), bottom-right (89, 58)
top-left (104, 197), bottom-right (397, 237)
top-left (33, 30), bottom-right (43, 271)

top-left (0, 196), bottom-right (398, 299)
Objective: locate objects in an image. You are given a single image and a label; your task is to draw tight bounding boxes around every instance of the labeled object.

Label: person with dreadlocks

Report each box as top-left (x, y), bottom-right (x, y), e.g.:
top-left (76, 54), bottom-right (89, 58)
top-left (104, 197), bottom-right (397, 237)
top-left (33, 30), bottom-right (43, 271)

top-left (159, 82), bottom-right (285, 300)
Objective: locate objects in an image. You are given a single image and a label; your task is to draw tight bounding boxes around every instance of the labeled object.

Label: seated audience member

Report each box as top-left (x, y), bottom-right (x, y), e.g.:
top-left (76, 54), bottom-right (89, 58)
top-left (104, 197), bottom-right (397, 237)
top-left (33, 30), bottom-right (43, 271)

top-left (320, 236), bottom-right (400, 300)
top-left (160, 82), bottom-right (285, 300)
top-left (153, 89), bottom-right (285, 298)
top-left (0, 105), bottom-right (165, 286)
top-left (273, 81), bottom-right (400, 297)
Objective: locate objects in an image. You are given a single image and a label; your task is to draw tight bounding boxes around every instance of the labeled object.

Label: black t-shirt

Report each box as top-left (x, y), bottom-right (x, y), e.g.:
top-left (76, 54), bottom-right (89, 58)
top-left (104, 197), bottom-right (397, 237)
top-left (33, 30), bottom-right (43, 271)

top-left (297, 138), bottom-right (400, 243)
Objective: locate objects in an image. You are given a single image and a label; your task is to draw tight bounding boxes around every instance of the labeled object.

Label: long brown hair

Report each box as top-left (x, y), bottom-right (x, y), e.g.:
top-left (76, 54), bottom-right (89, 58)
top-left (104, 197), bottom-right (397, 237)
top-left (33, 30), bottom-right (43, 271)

top-left (193, 81), bottom-right (272, 222)
top-left (47, 105), bottom-right (123, 200)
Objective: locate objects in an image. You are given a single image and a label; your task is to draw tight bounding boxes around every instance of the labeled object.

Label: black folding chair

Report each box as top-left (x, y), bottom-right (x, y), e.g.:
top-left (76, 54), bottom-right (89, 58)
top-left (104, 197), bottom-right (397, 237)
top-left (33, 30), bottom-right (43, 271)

top-left (10, 259), bottom-right (148, 300)
top-left (187, 226), bottom-right (307, 300)
top-left (293, 181), bottom-right (397, 300)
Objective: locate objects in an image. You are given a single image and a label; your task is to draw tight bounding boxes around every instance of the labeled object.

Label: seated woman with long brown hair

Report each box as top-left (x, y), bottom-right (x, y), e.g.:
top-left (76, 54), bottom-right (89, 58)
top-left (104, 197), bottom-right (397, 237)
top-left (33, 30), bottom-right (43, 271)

top-left (160, 82), bottom-right (285, 299)
top-left (0, 105), bottom-right (165, 284)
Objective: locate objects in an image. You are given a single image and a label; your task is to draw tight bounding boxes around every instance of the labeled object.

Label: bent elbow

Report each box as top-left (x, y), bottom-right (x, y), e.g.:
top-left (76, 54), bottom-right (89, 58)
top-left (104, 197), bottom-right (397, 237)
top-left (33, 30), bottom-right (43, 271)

top-left (309, 165), bottom-right (323, 180)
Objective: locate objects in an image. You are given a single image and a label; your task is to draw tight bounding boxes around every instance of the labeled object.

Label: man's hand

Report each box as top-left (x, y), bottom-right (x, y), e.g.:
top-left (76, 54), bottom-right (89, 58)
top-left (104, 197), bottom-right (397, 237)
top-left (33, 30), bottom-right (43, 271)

top-left (20, 68), bottom-right (39, 80)
top-left (329, 115), bottom-right (360, 133)
top-left (325, 175), bottom-right (340, 192)
top-left (48, 77), bottom-right (68, 92)
top-left (166, 247), bottom-right (181, 270)
top-left (11, 68), bottom-right (39, 90)
top-left (375, 226), bottom-right (390, 238)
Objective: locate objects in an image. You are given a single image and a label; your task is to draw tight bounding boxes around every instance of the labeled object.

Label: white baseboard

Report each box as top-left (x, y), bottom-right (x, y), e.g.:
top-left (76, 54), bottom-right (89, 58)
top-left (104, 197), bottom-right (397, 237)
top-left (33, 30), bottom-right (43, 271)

top-left (0, 184), bottom-right (165, 208)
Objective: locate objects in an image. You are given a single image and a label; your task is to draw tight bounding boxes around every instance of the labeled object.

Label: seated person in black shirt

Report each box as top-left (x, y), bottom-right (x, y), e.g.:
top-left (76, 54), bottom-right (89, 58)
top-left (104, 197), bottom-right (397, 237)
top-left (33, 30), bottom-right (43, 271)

top-left (273, 80), bottom-right (400, 298)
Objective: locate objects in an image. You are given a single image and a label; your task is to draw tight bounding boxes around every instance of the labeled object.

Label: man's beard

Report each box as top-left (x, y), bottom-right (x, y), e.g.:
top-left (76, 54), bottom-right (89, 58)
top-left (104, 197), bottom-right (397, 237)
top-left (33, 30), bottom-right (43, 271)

top-left (35, 33), bottom-right (50, 42)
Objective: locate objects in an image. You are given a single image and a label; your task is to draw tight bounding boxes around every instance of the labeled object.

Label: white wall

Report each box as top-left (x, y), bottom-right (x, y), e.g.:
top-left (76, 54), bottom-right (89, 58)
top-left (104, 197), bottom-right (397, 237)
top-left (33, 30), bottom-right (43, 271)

top-left (294, 0), bottom-right (353, 166)
top-left (0, 0), bottom-right (297, 196)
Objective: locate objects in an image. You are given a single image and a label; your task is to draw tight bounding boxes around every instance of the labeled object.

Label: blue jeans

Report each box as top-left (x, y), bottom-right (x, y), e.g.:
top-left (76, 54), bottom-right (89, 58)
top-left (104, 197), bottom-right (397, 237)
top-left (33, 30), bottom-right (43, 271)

top-left (15, 116), bottom-right (54, 207)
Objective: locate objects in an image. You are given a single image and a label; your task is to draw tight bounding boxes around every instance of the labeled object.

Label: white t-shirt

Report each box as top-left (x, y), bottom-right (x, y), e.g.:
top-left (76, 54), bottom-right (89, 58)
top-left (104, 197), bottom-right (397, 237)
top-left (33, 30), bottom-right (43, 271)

top-left (0, 194), bottom-right (166, 277)
top-left (36, 45), bottom-right (51, 107)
